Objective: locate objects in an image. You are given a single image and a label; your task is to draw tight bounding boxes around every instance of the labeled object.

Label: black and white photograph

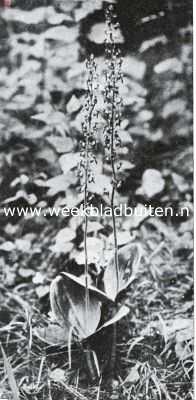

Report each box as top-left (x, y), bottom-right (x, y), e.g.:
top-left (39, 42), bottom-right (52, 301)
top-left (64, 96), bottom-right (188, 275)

top-left (0, 1), bottom-right (193, 399)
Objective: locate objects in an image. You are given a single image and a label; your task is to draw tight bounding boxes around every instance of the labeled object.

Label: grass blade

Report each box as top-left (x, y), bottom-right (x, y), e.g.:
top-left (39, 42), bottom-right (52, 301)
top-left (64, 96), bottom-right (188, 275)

top-left (1, 344), bottom-right (20, 400)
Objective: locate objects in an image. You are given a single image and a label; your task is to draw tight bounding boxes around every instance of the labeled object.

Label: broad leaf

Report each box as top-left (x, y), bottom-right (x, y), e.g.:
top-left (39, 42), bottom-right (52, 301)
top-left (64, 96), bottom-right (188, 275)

top-left (50, 275), bottom-right (101, 341)
top-left (104, 243), bottom-right (142, 301)
top-left (35, 321), bottom-right (69, 346)
top-left (97, 305), bottom-right (130, 332)
top-left (61, 272), bottom-right (114, 303)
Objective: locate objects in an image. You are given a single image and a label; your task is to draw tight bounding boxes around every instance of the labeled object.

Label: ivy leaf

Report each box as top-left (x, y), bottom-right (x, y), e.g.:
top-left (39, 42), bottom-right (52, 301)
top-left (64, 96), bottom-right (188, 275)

top-left (104, 243), bottom-right (142, 301)
top-left (50, 275), bottom-right (101, 341)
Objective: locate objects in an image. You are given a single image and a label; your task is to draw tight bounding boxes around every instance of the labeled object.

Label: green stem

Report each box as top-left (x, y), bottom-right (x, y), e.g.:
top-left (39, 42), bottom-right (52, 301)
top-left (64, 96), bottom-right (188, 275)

top-left (84, 129), bottom-right (89, 325)
top-left (110, 76), bottom-right (119, 295)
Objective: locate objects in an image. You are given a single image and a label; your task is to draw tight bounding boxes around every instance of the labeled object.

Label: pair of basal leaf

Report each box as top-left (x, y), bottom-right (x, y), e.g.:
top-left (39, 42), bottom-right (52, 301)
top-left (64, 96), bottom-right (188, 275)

top-left (36, 243), bottom-right (142, 345)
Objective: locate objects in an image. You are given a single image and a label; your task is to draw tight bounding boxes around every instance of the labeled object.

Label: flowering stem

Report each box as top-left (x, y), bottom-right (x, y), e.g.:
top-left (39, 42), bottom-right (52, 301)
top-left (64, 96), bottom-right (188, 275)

top-left (84, 109), bottom-right (93, 320)
top-left (110, 78), bottom-right (119, 295)
top-left (80, 56), bottom-right (98, 325)
top-left (103, 4), bottom-right (123, 377)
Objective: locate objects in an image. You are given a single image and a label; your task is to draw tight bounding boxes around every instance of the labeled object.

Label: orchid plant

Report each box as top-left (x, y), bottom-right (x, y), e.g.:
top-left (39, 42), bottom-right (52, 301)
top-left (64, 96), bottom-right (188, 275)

top-left (36, 243), bottom-right (142, 377)
top-left (36, 5), bottom-right (142, 381)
